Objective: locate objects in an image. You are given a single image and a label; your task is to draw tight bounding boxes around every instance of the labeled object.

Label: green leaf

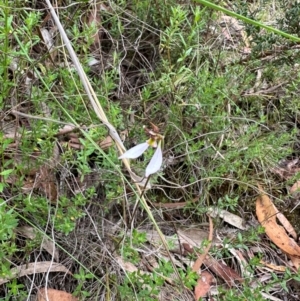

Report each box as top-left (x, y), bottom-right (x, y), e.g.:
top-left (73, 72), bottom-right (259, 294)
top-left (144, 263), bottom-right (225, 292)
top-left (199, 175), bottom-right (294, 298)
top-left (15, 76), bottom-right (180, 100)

top-left (0, 169), bottom-right (14, 176)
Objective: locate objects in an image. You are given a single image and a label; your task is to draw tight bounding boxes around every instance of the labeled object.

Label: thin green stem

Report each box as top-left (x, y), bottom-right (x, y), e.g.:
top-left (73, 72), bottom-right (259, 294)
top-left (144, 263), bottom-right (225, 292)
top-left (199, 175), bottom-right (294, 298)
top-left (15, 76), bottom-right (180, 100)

top-left (2, 0), bottom-right (9, 103)
top-left (193, 0), bottom-right (300, 42)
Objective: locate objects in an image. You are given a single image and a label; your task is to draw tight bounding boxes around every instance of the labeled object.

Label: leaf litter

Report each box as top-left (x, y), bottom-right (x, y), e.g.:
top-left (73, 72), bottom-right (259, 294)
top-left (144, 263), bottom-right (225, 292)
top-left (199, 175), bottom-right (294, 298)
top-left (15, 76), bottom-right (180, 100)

top-left (256, 184), bottom-right (300, 268)
top-left (37, 288), bottom-right (78, 301)
top-left (0, 262), bottom-right (70, 285)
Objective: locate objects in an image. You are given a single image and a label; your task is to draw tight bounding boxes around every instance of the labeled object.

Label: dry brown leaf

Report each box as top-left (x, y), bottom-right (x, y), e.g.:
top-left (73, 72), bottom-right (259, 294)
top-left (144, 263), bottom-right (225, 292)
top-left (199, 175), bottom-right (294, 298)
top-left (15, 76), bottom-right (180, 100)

top-left (37, 25), bottom-right (58, 64)
top-left (256, 186), bottom-right (300, 257)
top-left (17, 226), bottom-right (59, 262)
top-left (146, 225), bottom-right (220, 256)
top-left (39, 28), bottom-right (55, 58)
top-left (260, 292), bottom-right (283, 301)
top-left (256, 186), bottom-right (297, 239)
top-left (146, 227), bottom-right (211, 258)
top-left (37, 288), bottom-right (78, 301)
top-left (272, 159), bottom-right (300, 180)
top-left (177, 227), bottom-right (219, 249)
top-left (116, 256), bottom-right (138, 273)
top-left (275, 211), bottom-right (297, 240)
top-left (229, 249), bottom-right (252, 279)
top-left (99, 130), bottom-right (127, 150)
top-left (203, 255), bottom-right (243, 287)
top-left (21, 177), bottom-right (36, 192)
top-left (69, 136), bottom-right (81, 145)
top-left (207, 207), bottom-right (246, 230)
top-left (37, 143), bottom-right (60, 203)
top-left (259, 218), bottom-right (300, 257)
top-left (115, 256), bottom-right (167, 290)
top-left (194, 271), bottom-right (214, 300)
top-left (290, 180), bottom-right (300, 194)
top-left (116, 255), bottom-right (174, 285)
top-left (192, 216), bottom-right (213, 272)
top-left (256, 185), bottom-right (277, 223)
top-left (99, 135), bottom-right (113, 150)
top-left (259, 259), bottom-right (286, 272)
top-left (289, 255), bottom-right (300, 270)
top-left (38, 165), bottom-right (58, 202)
top-left (56, 124), bottom-right (77, 136)
top-left (179, 223), bottom-right (243, 287)
top-left (0, 262), bottom-right (70, 285)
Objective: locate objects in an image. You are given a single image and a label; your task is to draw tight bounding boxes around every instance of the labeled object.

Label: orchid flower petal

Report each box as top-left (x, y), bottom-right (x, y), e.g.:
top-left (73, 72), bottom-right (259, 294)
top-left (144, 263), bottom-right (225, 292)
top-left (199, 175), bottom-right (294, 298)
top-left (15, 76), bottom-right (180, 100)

top-left (118, 142), bottom-right (149, 159)
top-left (145, 144), bottom-right (163, 177)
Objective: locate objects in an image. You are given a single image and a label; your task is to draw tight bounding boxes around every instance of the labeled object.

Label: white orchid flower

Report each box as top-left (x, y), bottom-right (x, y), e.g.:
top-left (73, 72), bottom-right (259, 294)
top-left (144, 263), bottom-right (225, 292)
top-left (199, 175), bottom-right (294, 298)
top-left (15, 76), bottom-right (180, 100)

top-left (145, 141), bottom-right (162, 177)
top-left (119, 138), bottom-right (163, 177)
top-left (118, 142), bottom-right (149, 159)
